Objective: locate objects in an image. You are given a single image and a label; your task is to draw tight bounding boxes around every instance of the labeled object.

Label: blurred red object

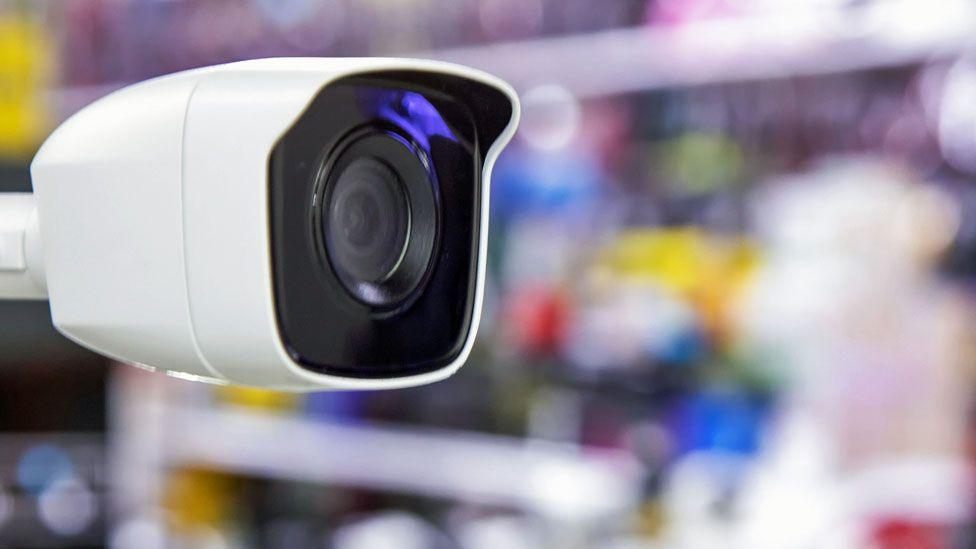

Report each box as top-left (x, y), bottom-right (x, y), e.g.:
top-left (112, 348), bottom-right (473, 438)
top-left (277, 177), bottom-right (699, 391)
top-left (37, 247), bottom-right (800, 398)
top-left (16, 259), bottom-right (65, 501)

top-left (500, 285), bottom-right (571, 357)
top-left (870, 519), bottom-right (947, 549)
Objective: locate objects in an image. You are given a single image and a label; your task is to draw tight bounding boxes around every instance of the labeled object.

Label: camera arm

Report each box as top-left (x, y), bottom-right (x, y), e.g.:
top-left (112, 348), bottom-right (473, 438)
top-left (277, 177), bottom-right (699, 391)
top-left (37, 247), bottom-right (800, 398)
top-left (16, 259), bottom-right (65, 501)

top-left (0, 193), bottom-right (46, 299)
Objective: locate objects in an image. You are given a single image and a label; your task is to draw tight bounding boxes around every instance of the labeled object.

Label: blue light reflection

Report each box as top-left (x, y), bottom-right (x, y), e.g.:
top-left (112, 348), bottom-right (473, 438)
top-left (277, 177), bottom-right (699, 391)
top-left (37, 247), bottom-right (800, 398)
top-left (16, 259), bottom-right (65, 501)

top-left (359, 88), bottom-right (457, 151)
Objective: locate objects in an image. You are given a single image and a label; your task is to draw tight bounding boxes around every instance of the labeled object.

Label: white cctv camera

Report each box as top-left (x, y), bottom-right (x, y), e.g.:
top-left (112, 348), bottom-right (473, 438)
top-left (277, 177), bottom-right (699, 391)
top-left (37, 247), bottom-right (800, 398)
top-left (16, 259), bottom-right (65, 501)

top-left (0, 58), bottom-right (519, 391)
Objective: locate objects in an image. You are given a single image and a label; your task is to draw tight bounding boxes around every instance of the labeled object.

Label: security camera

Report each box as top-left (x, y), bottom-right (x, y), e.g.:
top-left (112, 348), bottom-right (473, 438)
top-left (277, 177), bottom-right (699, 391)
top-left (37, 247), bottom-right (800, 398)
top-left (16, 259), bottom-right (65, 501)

top-left (0, 58), bottom-right (519, 391)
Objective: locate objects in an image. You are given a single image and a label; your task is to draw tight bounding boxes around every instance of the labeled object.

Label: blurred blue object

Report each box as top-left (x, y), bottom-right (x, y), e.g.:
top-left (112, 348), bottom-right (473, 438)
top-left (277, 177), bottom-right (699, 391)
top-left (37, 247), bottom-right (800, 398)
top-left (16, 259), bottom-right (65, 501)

top-left (16, 444), bottom-right (74, 496)
top-left (490, 146), bottom-right (601, 221)
top-left (669, 389), bottom-right (769, 457)
top-left (652, 327), bottom-right (707, 365)
top-left (304, 391), bottom-right (366, 422)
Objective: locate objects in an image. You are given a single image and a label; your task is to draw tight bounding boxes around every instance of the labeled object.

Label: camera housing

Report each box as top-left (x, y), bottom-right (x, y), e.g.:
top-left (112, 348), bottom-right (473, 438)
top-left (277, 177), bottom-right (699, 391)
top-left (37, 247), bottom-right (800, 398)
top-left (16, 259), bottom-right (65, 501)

top-left (22, 58), bottom-right (519, 391)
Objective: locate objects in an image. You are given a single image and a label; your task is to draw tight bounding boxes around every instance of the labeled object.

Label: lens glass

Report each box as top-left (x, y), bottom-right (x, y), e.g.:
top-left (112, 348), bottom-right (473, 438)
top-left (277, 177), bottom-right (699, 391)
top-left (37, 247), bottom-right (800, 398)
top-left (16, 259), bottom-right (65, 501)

top-left (325, 157), bottom-right (410, 285)
top-left (317, 130), bottom-right (439, 310)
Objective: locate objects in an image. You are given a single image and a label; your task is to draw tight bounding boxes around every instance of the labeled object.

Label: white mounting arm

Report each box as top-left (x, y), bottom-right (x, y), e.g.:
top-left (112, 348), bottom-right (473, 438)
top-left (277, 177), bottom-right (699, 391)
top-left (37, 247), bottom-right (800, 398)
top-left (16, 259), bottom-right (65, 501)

top-left (0, 193), bottom-right (47, 300)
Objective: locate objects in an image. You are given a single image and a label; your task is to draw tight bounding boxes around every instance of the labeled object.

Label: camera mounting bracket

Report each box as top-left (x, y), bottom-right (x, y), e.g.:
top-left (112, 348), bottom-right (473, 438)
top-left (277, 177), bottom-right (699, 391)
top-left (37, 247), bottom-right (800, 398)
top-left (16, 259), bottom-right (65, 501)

top-left (0, 193), bottom-right (46, 299)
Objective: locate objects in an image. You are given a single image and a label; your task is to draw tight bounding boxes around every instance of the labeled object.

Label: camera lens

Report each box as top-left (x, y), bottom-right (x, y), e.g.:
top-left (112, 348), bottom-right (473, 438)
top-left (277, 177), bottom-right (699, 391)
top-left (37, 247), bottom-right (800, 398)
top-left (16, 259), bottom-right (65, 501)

top-left (325, 158), bottom-right (410, 284)
top-left (317, 129), bottom-right (439, 310)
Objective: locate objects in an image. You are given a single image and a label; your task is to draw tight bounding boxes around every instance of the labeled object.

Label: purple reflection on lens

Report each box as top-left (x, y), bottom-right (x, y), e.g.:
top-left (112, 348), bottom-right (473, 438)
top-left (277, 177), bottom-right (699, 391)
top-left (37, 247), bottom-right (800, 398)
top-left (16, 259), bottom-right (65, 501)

top-left (361, 88), bottom-right (457, 151)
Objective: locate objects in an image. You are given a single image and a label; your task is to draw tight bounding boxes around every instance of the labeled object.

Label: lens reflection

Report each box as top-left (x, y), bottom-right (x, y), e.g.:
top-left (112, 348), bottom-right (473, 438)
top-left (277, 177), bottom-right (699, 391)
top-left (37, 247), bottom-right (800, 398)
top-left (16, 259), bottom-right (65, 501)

top-left (325, 157), bottom-right (410, 285)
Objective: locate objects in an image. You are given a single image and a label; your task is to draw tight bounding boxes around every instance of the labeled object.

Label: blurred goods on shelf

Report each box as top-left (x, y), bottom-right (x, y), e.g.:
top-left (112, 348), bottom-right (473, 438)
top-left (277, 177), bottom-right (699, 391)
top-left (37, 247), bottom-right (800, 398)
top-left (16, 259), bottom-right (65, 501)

top-left (0, 5), bottom-right (49, 158)
top-left (2, 0), bottom-right (976, 548)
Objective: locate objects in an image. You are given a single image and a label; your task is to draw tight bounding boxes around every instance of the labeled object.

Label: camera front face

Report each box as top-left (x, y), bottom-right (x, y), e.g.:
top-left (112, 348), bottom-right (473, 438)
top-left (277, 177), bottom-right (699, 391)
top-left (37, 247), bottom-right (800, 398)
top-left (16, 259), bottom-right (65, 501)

top-left (269, 72), bottom-right (496, 379)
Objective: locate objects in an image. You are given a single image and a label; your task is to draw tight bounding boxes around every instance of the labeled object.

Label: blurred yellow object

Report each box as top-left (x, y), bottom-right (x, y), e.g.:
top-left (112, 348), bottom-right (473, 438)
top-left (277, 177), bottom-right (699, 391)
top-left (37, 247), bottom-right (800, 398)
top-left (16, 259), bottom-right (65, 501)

top-left (217, 385), bottom-right (299, 411)
top-left (604, 228), bottom-right (702, 293)
top-left (600, 227), bottom-right (761, 344)
top-left (635, 500), bottom-right (666, 538)
top-left (0, 13), bottom-right (48, 157)
top-left (164, 469), bottom-right (237, 532)
top-left (602, 228), bottom-right (758, 292)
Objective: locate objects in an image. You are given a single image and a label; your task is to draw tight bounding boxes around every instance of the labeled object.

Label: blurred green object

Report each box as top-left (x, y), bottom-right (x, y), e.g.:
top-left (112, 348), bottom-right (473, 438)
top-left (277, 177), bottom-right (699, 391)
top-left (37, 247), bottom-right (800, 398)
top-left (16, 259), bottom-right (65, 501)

top-left (658, 133), bottom-right (743, 196)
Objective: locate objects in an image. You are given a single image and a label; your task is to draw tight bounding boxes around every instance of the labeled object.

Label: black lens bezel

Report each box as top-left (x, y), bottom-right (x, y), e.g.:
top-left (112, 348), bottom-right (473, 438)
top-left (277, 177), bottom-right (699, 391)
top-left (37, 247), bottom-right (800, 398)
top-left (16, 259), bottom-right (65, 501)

top-left (268, 73), bottom-right (512, 379)
top-left (311, 125), bottom-right (441, 314)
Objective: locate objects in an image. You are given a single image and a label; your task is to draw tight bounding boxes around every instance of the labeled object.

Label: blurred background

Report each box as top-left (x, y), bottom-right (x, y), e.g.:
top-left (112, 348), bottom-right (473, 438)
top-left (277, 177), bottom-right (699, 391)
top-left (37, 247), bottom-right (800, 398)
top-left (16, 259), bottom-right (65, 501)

top-left (3, 0), bottom-right (976, 547)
